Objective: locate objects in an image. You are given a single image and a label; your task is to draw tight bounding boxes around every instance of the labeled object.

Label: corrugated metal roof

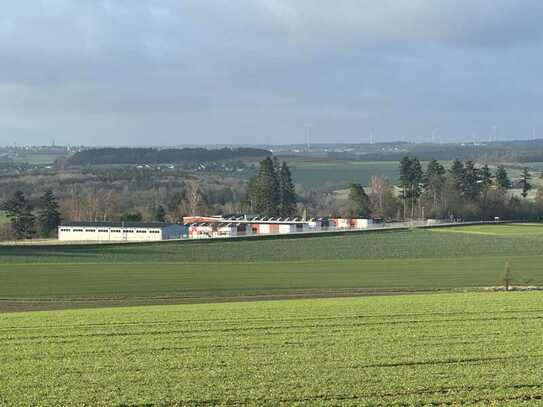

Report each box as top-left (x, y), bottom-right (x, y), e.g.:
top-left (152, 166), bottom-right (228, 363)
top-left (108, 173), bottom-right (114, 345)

top-left (60, 221), bottom-right (183, 229)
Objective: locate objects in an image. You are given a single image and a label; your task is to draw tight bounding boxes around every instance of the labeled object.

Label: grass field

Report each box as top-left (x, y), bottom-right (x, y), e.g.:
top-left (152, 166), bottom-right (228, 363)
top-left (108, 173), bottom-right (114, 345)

top-left (1, 292), bottom-right (542, 405)
top-left (433, 223), bottom-right (543, 236)
top-left (231, 159), bottom-right (402, 189)
top-left (1, 224), bottom-right (543, 311)
top-left (12, 153), bottom-right (65, 165)
top-left (285, 160), bottom-right (401, 188)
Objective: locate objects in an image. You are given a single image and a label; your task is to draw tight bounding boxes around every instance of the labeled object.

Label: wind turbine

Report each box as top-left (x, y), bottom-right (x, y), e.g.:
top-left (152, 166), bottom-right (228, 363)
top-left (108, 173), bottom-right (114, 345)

top-left (305, 125), bottom-right (311, 151)
top-left (431, 128), bottom-right (438, 144)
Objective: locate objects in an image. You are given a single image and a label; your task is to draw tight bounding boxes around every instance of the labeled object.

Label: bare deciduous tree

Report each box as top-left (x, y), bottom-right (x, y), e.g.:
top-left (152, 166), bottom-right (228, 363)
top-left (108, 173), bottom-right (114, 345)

top-left (502, 259), bottom-right (513, 291)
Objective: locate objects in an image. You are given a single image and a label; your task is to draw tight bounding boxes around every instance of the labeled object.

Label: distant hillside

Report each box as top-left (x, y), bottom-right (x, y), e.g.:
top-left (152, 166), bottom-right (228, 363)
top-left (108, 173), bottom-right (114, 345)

top-left (66, 147), bottom-right (271, 166)
top-left (322, 140), bottom-right (543, 163)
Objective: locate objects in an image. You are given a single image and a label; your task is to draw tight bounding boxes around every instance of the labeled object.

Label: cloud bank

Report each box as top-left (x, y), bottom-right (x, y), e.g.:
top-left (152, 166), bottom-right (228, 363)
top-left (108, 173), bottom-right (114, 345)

top-left (1, 1), bottom-right (542, 145)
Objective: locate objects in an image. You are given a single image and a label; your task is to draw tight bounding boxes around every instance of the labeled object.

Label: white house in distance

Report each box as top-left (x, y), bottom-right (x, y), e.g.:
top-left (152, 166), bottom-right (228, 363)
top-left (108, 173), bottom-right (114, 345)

top-left (58, 221), bottom-right (188, 242)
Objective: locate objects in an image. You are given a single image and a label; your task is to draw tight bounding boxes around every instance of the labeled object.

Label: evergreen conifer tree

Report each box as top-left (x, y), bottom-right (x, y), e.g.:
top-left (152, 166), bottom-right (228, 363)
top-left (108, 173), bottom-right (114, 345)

top-left (348, 184), bottom-right (371, 218)
top-left (278, 162), bottom-right (296, 217)
top-left (463, 161), bottom-right (481, 200)
top-left (449, 159), bottom-right (465, 193)
top-left (37, 190), bottom-right (61, 237)
top-left (520, 168), bottom-right (532, 198)
top-left (255, 157), bottom-right (280, 217)
top-left (2, 190), bottom-right (35, 239)
top-left (409, 158), bottom-right (423, 218)
top-left (495, 165), bottom-right (511, 189)
top-left (423, 159), bottom-right (446, 210)
top-left (480, 164), bottom-right (493, 189)
top-left (154, 205), bottom-right (166, 222)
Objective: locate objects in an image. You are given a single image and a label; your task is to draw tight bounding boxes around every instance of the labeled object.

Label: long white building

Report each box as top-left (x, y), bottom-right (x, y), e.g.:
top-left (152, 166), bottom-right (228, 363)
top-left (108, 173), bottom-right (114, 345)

top-left (58, 221), bottom-right (188, 242)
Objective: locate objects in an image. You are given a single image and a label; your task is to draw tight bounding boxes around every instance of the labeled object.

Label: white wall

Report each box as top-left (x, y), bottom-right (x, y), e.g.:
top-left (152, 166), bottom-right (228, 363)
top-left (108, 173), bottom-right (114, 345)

top-left (58, 227), bottom-right (164, 242)
top-left (279, 224), bottom-right (296, 234)
top-left (353, 219), bottom-right (373, 229)
top-left (215, 227), bottom-right (237, 237)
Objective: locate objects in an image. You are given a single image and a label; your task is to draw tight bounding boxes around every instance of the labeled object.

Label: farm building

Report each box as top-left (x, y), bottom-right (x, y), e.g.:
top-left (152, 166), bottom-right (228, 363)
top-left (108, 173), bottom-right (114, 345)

top-left (331, 218), bottom-right (373, 229)
top-left (183, 215), bottom-right (378, 238)
top-left (307, 218), bottom-right (330, 230)
top-left (188, 222), bottom-right (252, 238)
top-left (188, 223), bottom-right (215, 239)
top-left (185, 216), bottom-right (309, 238)
top-left (58, 221), bottom-right (188, 242)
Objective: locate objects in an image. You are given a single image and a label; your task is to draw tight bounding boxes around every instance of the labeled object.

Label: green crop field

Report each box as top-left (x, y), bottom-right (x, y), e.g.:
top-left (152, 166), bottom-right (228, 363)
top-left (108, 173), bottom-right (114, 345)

top-left (285, 160), bottom-right (401, 188)
top-left (1, 292), bottom-right (542, 406)
top-left (12, 152), bottom-right (65, 165)
top-left (431, 223), bottom-right (543, 237)
top-left (230, 159), bottom-right (402, 189)
top-left (1, 224), bottom-right (543, 311)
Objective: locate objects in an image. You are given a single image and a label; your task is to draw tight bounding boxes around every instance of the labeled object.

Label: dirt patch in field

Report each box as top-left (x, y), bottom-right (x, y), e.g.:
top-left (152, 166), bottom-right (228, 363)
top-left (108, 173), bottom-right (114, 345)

top-left (0, 289), bottom-right (439, 313)
top-left (482, 285), bottom-right (543, 292)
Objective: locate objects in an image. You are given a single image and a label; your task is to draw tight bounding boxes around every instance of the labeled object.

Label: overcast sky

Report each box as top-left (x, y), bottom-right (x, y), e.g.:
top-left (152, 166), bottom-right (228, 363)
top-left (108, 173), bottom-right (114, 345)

top-left (2, 1), bottom-right (543, 146)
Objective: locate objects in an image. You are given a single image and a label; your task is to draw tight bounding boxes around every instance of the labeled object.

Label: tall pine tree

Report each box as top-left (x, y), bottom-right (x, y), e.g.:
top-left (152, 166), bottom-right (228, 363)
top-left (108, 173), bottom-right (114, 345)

top-left (495, 165), bottom-right (511, 189)
top-left (424, 159), bottom-right (446, 210)
top-left (348, 184), bottom-right (371, 218)
top-left (37, 190), bottom-right (61, 237)
top-left (409, 158), bottom-right (423, 218)
top-left (399, 156), bottom-right (424, 219)
top-left (254, 157), bottom-right (280, 217)
top-left (480, 164), bottom-right (493, 189)
top-left (278, 162), bottom-right (296, 218)
top-left (520, 168), bottom-right (532, 198)
top-left (2, 190), bottom-right (35, 239)
top-left (463, 161), bottom-right (481, 200)
top-left (449, 159), bottom-right (465, 193)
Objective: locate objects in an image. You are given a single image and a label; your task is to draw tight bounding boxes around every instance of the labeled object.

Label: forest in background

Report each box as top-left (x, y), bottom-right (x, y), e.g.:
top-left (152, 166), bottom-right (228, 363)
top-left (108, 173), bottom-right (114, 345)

top-left (2, 145), bottom-right (543, 239)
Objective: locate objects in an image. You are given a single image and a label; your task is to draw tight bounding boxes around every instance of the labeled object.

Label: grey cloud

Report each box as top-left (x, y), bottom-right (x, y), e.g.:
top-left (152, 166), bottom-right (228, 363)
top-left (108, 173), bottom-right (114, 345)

top-left (1, 1), bottom-right (543, 145)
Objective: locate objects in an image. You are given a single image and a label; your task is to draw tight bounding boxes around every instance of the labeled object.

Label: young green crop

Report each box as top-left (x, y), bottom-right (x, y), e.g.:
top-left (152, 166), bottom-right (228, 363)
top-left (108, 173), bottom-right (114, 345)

top-left (1, 225), bottom-right (543, 265)
top-left (1, 224), bottom-right (543, 311)
top-left (1, 292), bottom-right (542, 406)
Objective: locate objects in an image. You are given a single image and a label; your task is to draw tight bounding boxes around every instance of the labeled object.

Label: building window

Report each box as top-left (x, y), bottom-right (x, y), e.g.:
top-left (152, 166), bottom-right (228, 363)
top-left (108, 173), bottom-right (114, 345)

top-left (123, 230), bottom-right (134, 233)
top-left (111, 230), bottom-right (121, 233)
top-left (85, 229), bottom-right (96, 232)
top-left (60, 229), bottom-right (71, 232)
top-left (136, 230), bottom-right (148, 233)
top-left (73, 229), bottom-right (84, 232)
top-left (98, 229), bottom-right (108, 232)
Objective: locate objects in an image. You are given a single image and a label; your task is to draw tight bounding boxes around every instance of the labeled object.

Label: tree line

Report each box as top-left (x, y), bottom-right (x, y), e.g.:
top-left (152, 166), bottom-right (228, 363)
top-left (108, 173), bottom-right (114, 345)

top-left (67, 147), bottom-right (271, 166)
top-left (396, 157), bottom-right (539, 220)
top-left (3, 155), bottom-right (543, 240)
